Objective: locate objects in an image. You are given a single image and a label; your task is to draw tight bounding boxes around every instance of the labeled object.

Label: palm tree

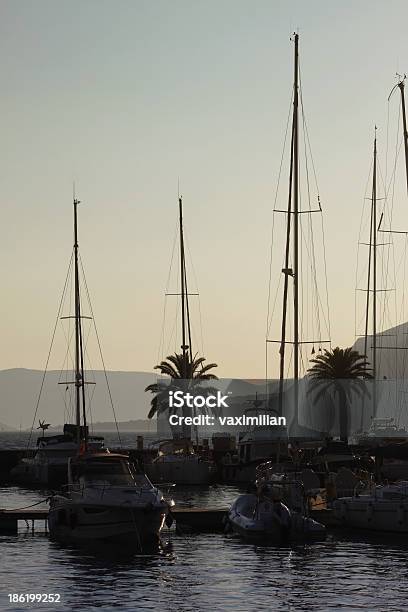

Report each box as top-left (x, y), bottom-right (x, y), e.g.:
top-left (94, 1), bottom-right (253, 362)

top-left (145, 352), bottom-right (218, 438)
top-left (307, 347), bottom-right (372, 442)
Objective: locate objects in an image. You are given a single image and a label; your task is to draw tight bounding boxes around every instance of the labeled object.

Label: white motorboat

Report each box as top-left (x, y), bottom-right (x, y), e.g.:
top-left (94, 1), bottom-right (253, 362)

top-left (145, 439), bottom-right (216, 485)
top-left (333, 481), bottom-right (408, 533)
top-left (49, 451), bottom-right (168, 545)
top-left (227, 477), bottom-right (326, 544)
top-left (355, 418), bottom-right (408, 447)
top-left (11, 424), bottom-right (105, 486)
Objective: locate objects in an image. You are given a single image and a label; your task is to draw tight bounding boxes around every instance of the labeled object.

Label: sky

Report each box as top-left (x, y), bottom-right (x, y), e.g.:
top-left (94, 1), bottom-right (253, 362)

top-left (1, 0), bottom-right (408, 380)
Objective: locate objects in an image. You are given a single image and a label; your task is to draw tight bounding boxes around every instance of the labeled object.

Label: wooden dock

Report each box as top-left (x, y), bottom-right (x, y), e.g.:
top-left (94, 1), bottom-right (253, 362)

top-left (0, 506), bottom-right (339, 535)
top-left (0, 509), bottom-right (48, 533)
top-left (171, 506), bottom-right (228, 532)
top-left (0, 506), bottom-right (228, 534)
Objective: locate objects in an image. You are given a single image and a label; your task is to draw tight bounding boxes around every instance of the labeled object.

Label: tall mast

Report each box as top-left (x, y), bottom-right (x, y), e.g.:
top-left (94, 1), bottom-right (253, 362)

top-left (270, 34), bottom-right (329, 429)
top-left (372, 133), bottom-right (377, 418)
top-left (278, 88), bottom-right (295, 413)
top-left (74, 198), bottom-right (81, 444)
top-left (73, 198), bottom-right (87, 448)
top-left (398, 79), bottom-right (408, 198)
top-left (179, 196), bottom-right (188, 376)
top-left (362, 134), bottom-right (378, 423)
top-left (278, 33), bottom-right (299, 422)
top-left (292, 33), bottom-right (300, 423)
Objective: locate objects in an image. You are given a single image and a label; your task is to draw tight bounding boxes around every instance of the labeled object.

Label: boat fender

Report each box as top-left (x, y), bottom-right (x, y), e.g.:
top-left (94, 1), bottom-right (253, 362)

top-left (366, 502), bottom-right (374, 522)
top-left (397, 504), bottom-right (405, 525)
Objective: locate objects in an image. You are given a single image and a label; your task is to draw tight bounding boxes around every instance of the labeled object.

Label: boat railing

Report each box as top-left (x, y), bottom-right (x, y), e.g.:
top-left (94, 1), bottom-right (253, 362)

top-left (61, 482), bottom-right (155, 499)
top-left (352, 474), bottom-right (376, 498)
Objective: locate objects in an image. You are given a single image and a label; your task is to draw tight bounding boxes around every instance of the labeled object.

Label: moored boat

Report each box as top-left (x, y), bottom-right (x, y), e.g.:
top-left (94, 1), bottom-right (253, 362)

top-left (227, 475), bottom-right (326, 544)
top-left (145, 438), bottom-right (216, 485)
top-left (10, 424), bottom-right (105, 486)
top-left (355, 418), bottom-right (408, 447)
top-left (48, 451), bottom-right (168, 545)
top-left (333, 481), bottom-right (408, 533)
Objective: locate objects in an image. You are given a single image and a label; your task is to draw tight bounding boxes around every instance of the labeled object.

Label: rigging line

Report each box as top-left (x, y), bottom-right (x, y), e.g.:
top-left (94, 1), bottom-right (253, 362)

top-left (378, 143), bottom-right (398, 363)
top-left (158, 222), bottom-right (179, 364)
top-left (163, 292), bottom-right (180, 359)
top-left (299, 204), bottom-right (304, 361)
top-left (79, 255), bottom-right (122, 448)
top-left (266, 88), bottom-right (293, 340)
top-left (396, 236), bottom-right (408, 417)
top-left (58, 321), bottom-right (76, 383)
top-left (300, 85), bottom-right (321, 344)
top-left (378, 160), bottom-right (395, 285)
top-left (383, 101), bottom-right (402, 201)
top-left (184, 235), bottom-right (205, 357)
top-left (157, 296), bottom-right (167, 365)
top-left (58, 274), bottom-right (76, 379)
top-left (319, 212), bottom-right (331, 346)
top-left (299, 64), bottom-right (330, 344)
top-left (165, 301), bottom-right (178, 359)
top-left (84, 366), bottom-right (97, 433)
top-left (183, 254), bottom-right (194, 364)
top-left (399, 237), bottom-right (408, 383)
top-left (57, 326), bottom-right (76, 419)
top-left (59, 250), bottom-right (75, 388)
top-left (385, 87), bottom-right (391, 197)
top-left (298, 218), bottom-right (330, 338)
top-left (65, 259), bottom-right (75, 423)
top-left (26, 251), bottom-right (74, 454)
top-left (165, 222), bottom-right (179, 293)
top-left (298, 79), bottom-right (319, 195)
top-left (355, 160), bottom-right (374, 341)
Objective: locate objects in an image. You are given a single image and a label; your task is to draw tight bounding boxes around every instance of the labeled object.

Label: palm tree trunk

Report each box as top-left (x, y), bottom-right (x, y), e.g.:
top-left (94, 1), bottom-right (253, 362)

top-left (338, 383), bottom-right (349, 443)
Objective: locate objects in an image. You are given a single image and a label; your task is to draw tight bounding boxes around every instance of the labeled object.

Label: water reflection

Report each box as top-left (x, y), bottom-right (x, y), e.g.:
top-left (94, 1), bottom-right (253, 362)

top-left (2, 486), bottom-right (408, 611)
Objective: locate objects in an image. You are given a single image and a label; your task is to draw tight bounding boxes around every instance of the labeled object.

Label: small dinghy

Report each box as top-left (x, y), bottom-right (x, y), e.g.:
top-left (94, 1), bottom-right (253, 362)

top-left (227, 477), bottom-right (326, 544)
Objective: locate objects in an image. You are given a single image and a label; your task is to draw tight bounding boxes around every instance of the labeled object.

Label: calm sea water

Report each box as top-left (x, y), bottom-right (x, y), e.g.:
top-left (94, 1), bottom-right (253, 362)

top-left (0, 431), bottom-right (157, 450)
top-left (1, 435), bottom-right (408, 611)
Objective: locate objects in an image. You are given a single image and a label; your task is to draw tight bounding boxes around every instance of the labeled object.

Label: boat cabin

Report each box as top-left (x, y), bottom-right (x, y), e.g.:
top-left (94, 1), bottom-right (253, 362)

top-left (68, 453), bottom-right (148, 488)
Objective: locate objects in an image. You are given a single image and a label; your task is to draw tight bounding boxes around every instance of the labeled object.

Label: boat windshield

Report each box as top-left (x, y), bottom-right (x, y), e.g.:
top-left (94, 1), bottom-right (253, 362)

top-left (80, 460), bottom-right (137, 486)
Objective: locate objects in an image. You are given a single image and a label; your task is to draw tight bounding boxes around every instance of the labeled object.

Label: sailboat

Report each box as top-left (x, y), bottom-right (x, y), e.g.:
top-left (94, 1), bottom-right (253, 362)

top-left (265, 32), bottom-right (330, 439)
top-left (355, 82), bottom-right (408, 447)
top-left (336, 78), bottom-right (408, 532)
top-left (10, 422), bottom-right (105, 487)
top-left (48, 197), bottom-right (168, 545)
top-left (224, 33), bottom-right (331, 486)
top-left (145, 196), bottom-right (216, 485)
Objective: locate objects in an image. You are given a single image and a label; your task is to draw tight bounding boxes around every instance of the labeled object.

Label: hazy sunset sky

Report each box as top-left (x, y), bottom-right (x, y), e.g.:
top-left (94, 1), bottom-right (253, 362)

top-left (2, 0), bottom-right (408, 379)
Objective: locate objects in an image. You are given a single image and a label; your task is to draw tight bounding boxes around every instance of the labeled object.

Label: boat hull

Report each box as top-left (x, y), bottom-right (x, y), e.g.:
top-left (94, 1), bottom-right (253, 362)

top-left (334, 497), bottom-right (408, 533)
top-left (145, 459), bottom-right (215, 485)
top-left (48, 500), bottom-right (166, 545)
top-left (228, 493), bottom-right (326, 544)
top-left (11, 461), bottom-right (67, 487)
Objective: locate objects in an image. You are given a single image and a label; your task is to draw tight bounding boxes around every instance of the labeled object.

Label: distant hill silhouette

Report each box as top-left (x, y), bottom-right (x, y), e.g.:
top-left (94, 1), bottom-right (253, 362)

top-left (0, 368), bottom-right (157, 430)
top-left (49, 419), bottom-right (155, 432)
top-left (0, 421), bottom-right (17, 431)
top-left (353, 321), bottom-right (408, 379)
